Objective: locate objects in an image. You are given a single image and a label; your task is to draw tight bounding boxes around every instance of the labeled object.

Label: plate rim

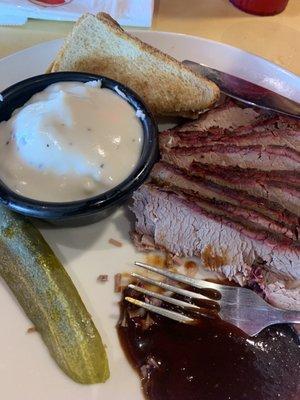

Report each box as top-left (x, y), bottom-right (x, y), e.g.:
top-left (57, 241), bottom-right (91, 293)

top-left (0, 28), bottom-right (299, 400)
top-left (1, 29), bottom-right (299, 82)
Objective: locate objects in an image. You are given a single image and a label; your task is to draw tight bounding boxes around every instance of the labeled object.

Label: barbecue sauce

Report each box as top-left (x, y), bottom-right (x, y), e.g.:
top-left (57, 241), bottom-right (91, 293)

top-left (118, 289), bottom-right (300, 400)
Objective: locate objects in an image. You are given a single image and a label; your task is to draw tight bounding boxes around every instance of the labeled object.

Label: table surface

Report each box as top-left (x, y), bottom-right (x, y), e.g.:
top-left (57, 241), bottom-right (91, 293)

top-left (0, 0), bottom-right (299, 75)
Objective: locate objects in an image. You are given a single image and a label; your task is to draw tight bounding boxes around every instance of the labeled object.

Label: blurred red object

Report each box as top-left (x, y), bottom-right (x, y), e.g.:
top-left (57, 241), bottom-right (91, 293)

top-left (230, 0), bottom-right (289, 15)
top-left (30, 0), bottom-right (72, 6)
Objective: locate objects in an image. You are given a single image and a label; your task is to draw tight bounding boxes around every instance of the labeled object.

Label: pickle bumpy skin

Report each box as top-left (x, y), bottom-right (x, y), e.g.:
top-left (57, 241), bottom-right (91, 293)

top-left (0, 206), bottom-right (109, 384)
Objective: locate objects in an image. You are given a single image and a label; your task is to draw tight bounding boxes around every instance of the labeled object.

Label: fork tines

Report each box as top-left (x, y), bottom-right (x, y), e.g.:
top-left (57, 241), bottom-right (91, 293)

top-left (125, 294), bottom-right (196, 325)
top-left (125, 261), bottom-right (220, 325)
top-left (131, 272), bottom-right (212, 301)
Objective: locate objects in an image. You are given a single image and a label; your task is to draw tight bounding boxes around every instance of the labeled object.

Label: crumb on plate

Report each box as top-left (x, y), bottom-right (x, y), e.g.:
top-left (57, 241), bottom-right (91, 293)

top-left (109, 238), bottom-right (123, 247)
top-left (26, 326), bottom-right (37, 334)
top-left (97, 274), bottom-right (108, 282)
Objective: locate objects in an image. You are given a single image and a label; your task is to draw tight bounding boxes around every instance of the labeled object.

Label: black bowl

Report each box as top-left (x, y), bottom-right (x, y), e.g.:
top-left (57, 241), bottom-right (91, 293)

top-left (0, 72), bottom-right (158, 225)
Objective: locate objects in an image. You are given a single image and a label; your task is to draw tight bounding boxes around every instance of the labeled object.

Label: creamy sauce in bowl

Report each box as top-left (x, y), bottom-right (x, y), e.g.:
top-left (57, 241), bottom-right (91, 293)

top-left (0, 81), bottom-right (143, 202)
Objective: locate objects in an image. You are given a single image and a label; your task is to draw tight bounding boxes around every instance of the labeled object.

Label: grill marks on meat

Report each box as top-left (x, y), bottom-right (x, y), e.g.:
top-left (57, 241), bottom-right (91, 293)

top-left (131, 185), bottom-right (300, 280)
top-left (151, 162), bottom-right (299, 241)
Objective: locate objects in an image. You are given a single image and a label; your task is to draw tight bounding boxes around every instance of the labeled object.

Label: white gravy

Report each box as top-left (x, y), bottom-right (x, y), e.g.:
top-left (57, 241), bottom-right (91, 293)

top-left (0, 81), bottom-right (143, 202)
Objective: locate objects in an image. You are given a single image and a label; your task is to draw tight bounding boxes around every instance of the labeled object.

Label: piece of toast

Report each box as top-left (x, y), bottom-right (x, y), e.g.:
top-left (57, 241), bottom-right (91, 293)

top-left (49, 12), bottom-right (220, 118)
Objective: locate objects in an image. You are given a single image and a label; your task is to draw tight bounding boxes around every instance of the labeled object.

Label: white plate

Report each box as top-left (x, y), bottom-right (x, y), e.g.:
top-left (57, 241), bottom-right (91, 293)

top-left (0, 32), bottom-right (299, 400)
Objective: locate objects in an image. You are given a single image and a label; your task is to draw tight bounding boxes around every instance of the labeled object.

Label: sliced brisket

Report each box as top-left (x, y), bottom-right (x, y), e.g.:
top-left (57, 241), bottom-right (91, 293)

top-left (132, 231), bottom-right (300, 311)
top-left (131, 100), bottom-right (300, 311)
top-left (176, 100), bottom-right (265, 131)
top-left (217, 263), bottom-right (300, 311)
top-left (160, 118), bottom-right (300, 150)
top-left (263, 277), bottom-right (300, 311)
top-left (190, 163), bottom-right (300, 217)
top-left (162, 144), bottom-right (300, 171)
top-left (151, 162), bottom-right (299, 240)
top-left (131, 184), bottom-right (300, 280)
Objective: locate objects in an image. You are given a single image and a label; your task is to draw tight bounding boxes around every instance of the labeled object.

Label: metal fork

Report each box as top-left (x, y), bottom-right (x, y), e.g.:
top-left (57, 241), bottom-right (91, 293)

top-left (125, 262), bottom-right (300, 336)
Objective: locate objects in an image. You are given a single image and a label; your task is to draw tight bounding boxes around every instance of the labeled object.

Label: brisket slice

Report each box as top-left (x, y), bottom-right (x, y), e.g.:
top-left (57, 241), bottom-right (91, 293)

top-left (217, 263), bottom-right (300, 311)
top-left (176, 100), bottom-right (265, 131)
top-left (262, 276), bottom-right (300, 311)
top-left (132, 232), bottom-right (300, 311)
top-left (160, 120), bottom-right (300, 150)
top-left (131, 184), bottom-right (300, 280)
top-left (151, 162), bottom-right (299, 241)
top-left (189, 163), bottom-right (300, 217)
top-left (162, 144), bottom-right (300, 171)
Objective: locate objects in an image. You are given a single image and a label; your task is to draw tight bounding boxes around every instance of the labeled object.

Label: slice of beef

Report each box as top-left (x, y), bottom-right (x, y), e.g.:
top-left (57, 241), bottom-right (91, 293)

top-left (189, 163), bottom-right (300, 217)
top-left (160, 119), bottom-right (300, 150)
top-left (189, 163), bottom-right (300, 186)
top-left (176, 100), bottom-right (265, 131)
top-left (132, 231), bottom-right (300, 311)
top-left (151, 162), bottom-right (299, 240)
top-left (216, 263), bottom-right (300, 311)
top-left (131, 231), bottom-right (157, 252)
top-left (131, 184), bottom-right (300, 280)
top-left (263, 277), bottom-right (300, 311)
top-left (162, 144), bottom-right (300, 171)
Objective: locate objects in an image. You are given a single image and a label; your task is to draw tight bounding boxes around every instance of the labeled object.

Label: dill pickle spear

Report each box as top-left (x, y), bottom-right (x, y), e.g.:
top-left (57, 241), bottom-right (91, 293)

top-left (0, 206), bottom-right (109, 384)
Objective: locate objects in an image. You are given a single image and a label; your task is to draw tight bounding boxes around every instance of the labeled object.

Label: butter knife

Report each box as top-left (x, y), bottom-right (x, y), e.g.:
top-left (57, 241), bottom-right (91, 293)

top-left (183, 60), bottom-right (300, 119)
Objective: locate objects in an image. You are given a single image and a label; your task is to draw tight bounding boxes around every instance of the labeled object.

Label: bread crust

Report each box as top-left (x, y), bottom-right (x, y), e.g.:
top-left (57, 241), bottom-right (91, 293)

top-left (50, 12), bottom-right (220, 118)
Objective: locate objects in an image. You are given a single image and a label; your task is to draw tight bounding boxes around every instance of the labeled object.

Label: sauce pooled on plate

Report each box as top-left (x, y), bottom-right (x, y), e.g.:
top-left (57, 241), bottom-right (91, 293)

top-left (118, 288), bottom-right (300, 400)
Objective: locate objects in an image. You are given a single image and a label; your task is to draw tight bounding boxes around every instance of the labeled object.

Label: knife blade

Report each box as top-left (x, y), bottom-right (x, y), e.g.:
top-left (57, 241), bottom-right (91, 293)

top-left (183, 60), bottom-right (300, 119)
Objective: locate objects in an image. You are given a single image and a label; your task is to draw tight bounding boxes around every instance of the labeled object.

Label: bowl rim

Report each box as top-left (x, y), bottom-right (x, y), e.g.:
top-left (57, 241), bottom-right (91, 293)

top-left (0, 72), bottom-right (158, 219)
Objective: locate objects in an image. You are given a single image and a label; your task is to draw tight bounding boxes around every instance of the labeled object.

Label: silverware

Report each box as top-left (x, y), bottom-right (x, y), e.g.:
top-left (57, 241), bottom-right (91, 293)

top-left (126, 262), bottom-right (300, 337)
top-left (183, 60), bottom-right (300, 119)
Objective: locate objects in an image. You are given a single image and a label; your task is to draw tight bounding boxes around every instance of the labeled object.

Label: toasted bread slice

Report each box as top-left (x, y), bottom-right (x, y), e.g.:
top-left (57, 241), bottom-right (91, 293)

top-left (50, 13), bottom-right (219, 118)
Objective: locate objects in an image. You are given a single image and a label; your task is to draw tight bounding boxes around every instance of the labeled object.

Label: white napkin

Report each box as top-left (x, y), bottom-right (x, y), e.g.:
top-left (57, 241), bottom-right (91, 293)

top-left (0, 0), bottom-right (154, 27)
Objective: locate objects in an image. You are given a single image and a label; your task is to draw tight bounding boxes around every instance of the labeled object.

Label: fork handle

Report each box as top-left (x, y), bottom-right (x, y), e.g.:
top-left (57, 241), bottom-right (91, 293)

top-left (279, 309), bottom-right (300, 324)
